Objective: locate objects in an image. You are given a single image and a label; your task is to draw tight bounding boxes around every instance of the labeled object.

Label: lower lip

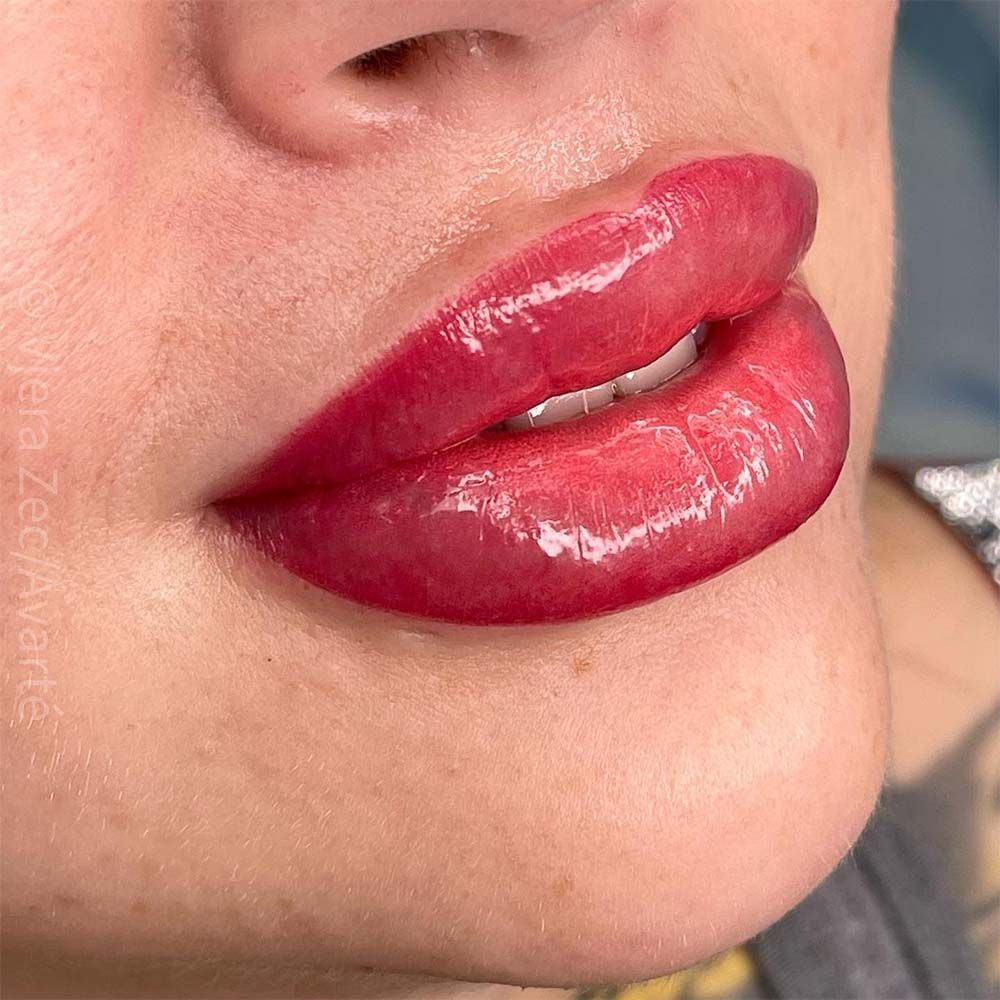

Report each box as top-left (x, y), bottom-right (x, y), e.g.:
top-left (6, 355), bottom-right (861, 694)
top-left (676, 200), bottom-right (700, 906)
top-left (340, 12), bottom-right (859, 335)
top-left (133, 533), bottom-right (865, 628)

top-left (223, 283), bottom-right (848, 625)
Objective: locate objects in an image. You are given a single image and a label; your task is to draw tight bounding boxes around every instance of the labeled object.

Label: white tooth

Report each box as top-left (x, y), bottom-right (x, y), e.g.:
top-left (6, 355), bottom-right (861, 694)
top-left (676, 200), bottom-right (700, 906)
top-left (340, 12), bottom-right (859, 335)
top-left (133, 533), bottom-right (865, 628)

top-left (505, 380), bottom-right (615, 431)
top-left (580, 380), bottom-right (615, 415)
top-left (503, 325), bottom-right (704, 431)
top-left (503, 408), bottom-right (541, 432)
top-left (613, 331), bottom-right (697, 397)
top-left (504, 392), bottom-right (579, 430)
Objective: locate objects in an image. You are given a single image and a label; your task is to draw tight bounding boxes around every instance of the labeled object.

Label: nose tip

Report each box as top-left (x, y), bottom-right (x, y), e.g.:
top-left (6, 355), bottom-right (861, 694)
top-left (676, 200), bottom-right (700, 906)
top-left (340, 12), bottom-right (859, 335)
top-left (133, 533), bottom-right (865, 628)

top-left (205, 0), bottom-right (612, 160)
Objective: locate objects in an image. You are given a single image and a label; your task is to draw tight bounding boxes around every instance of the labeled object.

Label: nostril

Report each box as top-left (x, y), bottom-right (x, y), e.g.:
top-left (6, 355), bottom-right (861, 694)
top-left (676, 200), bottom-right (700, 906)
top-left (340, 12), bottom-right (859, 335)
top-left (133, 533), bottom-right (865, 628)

top-left (203, 0), bottom-right (603, 163)
top-left (344, 38), bottom-right (424, 80)
top-left (205, 7), bottom-right (520, 161)
top-left (339, 30), bottom-right (510, 82)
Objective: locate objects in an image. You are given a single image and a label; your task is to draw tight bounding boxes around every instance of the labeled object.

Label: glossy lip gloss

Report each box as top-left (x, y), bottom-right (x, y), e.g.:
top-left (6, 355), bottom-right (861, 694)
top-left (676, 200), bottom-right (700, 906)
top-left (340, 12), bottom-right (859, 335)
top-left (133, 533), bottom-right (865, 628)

top-left (220, 155), bottom-right (849, 625)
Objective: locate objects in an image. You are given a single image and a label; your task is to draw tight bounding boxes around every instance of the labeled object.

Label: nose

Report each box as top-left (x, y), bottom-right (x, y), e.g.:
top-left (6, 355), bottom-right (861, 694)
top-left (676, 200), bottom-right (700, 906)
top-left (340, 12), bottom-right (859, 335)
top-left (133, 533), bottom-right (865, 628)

top-left (206, 0), bottom-right (612, 160)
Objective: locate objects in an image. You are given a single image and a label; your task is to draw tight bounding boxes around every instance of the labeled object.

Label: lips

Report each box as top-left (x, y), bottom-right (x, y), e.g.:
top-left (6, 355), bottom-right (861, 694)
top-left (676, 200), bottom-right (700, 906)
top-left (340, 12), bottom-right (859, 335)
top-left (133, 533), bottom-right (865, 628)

top-left (220, 155), bottom-right (849, 625)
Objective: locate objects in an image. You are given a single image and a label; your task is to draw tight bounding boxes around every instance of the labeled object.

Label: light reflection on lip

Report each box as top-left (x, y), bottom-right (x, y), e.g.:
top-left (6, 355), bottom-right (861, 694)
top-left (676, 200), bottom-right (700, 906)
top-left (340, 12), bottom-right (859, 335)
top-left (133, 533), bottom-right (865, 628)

top-left (219, 154), bottom-right (849, 625)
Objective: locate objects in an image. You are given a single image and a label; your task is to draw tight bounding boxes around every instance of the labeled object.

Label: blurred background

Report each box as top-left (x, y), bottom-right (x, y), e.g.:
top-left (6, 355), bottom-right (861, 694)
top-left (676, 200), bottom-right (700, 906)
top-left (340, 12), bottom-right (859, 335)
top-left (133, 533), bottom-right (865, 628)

top-left (878, 0), bottom-right (998, 462)
top-left (870, 3), bottom-right (999, 990)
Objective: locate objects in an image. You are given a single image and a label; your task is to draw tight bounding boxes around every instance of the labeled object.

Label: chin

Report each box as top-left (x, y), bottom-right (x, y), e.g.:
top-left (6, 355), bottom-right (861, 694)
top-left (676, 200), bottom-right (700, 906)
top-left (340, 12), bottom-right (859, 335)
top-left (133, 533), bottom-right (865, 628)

top-left (313, 500), bottom-right (891, 989)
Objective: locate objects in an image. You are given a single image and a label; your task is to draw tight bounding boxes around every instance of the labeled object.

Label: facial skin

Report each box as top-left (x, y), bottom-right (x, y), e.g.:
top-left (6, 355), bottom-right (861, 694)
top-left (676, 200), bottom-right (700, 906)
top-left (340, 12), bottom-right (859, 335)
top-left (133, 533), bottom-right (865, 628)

top-left (2, 1), bottom-right (895, 995)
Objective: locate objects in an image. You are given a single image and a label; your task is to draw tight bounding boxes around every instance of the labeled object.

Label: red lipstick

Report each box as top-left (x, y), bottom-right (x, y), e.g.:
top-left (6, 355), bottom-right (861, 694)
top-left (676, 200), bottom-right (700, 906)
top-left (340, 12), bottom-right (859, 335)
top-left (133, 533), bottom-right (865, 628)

top-left (221, 155), bottom-right (849, 624)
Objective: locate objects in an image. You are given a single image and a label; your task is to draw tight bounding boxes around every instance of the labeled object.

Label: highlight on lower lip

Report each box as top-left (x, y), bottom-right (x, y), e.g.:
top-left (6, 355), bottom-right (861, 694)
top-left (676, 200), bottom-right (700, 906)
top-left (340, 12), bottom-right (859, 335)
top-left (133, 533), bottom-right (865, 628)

top-left (220, 154), bottom-right (849, 625)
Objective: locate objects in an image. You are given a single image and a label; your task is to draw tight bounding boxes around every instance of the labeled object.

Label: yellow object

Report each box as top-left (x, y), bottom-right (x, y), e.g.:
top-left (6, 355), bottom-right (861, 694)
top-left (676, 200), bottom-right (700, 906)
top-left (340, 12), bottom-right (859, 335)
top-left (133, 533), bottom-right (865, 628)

top-left (583, 947), bottom-right (756, 1000)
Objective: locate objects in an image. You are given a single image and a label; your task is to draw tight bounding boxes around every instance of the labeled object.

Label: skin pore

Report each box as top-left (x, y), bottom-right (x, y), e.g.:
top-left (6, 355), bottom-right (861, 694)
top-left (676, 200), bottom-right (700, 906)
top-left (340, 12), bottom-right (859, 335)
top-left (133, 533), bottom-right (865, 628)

top-left (2, 1), bottom-right (898, 996)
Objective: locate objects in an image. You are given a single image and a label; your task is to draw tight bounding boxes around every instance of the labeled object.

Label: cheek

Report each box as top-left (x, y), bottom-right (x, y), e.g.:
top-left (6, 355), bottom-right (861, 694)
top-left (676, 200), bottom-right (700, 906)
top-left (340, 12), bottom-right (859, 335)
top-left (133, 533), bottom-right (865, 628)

top-left (1, 4), bottom-right (152, 234)
top-left (784, 5), bottom-right (898, 466)
top-left (804, 150), bottom-right (894, 471)
top-left (1, 3), bottom-right (157, 283)
top-left (1, 2), bottom-right (172, 507)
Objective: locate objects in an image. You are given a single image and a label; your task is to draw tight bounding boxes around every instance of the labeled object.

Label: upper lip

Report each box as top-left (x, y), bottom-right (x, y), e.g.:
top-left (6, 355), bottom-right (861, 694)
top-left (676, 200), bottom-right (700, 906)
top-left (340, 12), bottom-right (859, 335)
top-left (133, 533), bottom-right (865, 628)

top-left (232, 153), bottom-right (818, 498)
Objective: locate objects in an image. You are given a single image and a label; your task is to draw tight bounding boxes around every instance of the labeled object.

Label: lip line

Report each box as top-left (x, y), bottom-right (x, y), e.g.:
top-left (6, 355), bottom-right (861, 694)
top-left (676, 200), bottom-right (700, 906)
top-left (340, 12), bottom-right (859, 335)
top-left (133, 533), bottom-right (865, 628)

top-left (248, 310), bottom-right (751, 500)
top-left (222, 284), bottom-right (848, 625)
top-left (221, 154), bottom-right (847, 625)
top-left (230, 153), bottom-right (819, 500)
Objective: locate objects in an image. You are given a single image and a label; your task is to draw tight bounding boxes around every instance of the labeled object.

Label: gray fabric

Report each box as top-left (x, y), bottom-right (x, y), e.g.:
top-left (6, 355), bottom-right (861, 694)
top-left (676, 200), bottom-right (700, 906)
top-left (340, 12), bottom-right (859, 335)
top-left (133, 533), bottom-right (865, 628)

top-left (750, 797), bottom-right (993, 999)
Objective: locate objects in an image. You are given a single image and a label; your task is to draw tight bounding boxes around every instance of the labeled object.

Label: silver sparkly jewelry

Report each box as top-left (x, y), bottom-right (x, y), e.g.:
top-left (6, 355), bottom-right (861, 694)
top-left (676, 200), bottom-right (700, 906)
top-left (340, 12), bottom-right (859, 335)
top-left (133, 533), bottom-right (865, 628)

top-left (912, 459), bottom-right (1000, 584)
